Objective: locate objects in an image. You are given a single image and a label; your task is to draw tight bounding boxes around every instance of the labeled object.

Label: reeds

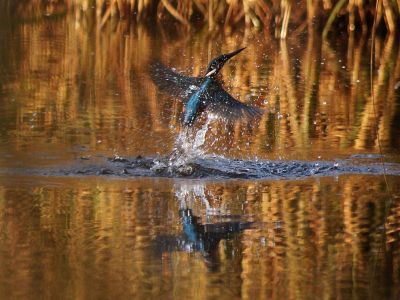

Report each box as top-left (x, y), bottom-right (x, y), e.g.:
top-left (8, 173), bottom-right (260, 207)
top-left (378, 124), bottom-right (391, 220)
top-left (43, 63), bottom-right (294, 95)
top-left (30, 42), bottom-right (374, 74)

top-left (8, 0), bottom-right (400, 38)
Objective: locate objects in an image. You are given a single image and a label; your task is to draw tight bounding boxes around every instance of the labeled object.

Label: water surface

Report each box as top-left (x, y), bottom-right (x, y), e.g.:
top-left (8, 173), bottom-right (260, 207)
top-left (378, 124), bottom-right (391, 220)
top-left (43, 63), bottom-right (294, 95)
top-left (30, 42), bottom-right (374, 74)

top-left (0, 13), bottom-right (400, 300)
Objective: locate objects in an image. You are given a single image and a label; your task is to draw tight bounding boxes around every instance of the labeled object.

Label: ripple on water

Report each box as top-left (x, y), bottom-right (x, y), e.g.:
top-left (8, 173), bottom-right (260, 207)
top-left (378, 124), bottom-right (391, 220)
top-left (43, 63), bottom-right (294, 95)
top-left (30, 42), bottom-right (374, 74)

top-left (22, 154), bottom-right (399, 179)
top-left (3, 116), bottom-right (399, 179)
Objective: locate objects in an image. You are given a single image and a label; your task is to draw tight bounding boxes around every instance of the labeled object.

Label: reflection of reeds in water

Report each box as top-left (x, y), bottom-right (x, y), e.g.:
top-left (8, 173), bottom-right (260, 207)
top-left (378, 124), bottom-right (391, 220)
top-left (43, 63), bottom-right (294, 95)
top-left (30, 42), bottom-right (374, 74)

top-left (9, 0), bottom-right (399, 38)
top-left (354, 34), bottom-right (399, 150)
top-left (0, 177), bottom-right (399, 298)
top-left (240, 177), bottom-right (400, 299)
top-left (1, 17), bottom-right (399, 160)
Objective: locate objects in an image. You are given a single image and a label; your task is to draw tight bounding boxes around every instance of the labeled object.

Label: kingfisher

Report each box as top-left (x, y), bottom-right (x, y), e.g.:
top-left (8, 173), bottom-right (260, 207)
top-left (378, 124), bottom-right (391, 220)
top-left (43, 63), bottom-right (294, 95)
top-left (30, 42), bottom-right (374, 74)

top-left (152, 208), bottom-right (255, 268)
top-left (150, 47), bottom-right (262, 126)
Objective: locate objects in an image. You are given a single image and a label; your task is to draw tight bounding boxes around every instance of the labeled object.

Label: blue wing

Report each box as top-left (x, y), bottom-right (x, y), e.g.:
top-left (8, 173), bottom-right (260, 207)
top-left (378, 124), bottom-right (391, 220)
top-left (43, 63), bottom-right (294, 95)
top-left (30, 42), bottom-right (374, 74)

top-left (149, 61), bottom-right (203, 100)
top-left (150, 62), bottom-right (263, 122)
top-left (207, 82), bottom-right (263, 121)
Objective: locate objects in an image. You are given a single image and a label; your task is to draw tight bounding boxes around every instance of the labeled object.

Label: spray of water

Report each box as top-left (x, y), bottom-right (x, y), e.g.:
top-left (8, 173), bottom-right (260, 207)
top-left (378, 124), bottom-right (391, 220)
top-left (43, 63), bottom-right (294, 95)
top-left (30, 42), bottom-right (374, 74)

top-left (168, 117), bottom-right (213, 168)
top-left (175, 182), bottom-right (208, 209)
top-left (149, 117), bottom-right (214, 175)
top-left (174, 182), bottom-right (223, 215)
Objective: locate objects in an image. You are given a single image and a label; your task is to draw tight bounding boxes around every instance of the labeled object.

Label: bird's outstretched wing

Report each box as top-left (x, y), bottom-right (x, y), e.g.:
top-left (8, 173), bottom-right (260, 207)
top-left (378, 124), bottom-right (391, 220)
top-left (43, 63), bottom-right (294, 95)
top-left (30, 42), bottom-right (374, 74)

top-left (207, 83), bottom-right (263, 121)
top-left (149, 61), bottom-right (203, 100)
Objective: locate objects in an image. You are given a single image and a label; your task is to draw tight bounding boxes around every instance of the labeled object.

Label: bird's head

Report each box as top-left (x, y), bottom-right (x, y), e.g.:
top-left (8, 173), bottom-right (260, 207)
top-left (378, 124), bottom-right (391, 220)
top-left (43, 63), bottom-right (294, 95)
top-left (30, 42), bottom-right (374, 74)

top-left (205, 47), bottom-right (246, 78)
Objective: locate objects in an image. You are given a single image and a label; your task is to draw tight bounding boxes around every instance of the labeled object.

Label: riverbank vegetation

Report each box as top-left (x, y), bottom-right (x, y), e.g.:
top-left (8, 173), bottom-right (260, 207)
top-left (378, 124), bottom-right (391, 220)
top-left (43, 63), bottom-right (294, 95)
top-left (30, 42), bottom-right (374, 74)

top-left (4, 0), bottom-right (400, 38)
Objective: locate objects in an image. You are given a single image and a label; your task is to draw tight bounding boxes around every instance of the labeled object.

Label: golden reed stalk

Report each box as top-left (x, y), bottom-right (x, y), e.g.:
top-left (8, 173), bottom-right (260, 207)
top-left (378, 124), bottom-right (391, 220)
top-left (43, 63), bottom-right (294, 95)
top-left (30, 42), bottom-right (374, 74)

top-left (7, 0), bottom-right (399, 38)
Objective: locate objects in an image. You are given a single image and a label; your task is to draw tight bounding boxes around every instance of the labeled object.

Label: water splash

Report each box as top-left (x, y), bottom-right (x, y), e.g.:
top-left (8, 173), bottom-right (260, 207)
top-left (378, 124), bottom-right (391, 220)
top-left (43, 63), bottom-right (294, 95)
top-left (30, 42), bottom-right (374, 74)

top-left (17, 153), bottom-right (400, 179)
top-left (175, 182), bottom-right (209, 209)
top-left (167, 117), bottom-right (212, 168)
top-left (174, 182), bottom-right (224, 215)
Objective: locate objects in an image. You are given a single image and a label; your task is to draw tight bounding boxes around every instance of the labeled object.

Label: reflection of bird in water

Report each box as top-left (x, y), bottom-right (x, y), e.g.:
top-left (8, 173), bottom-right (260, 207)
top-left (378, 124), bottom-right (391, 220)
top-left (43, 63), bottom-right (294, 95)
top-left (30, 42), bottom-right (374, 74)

top-left (150, 48), bottom-right (263, 127)
top-left (152, 209), bottom-right (254, 270)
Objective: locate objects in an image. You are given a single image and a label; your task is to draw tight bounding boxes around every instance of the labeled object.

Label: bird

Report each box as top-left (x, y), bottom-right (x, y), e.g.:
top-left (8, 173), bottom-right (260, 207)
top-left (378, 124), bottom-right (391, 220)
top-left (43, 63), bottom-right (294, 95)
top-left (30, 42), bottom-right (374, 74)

top-left (151, 208), bottom-right (255, 269)
top-left (150, 47), bottom-right (263, 127)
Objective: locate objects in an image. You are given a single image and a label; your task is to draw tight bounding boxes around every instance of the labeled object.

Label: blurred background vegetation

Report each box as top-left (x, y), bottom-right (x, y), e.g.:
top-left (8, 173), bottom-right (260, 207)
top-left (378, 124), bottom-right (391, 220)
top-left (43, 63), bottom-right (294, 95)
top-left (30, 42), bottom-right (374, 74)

top-left (2, 0), bottom-right (399, 38)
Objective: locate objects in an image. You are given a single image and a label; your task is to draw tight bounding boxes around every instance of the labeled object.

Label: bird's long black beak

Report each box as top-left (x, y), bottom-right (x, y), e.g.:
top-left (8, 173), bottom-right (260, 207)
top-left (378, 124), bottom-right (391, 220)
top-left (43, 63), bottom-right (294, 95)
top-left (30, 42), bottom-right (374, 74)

top-left (223, 47), bottom-right (246, 61)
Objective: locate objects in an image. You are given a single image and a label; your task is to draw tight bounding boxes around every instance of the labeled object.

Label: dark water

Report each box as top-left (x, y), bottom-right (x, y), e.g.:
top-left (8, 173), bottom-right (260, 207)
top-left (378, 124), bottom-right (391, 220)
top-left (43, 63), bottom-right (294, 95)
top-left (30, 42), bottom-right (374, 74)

top-left (0, 13), bottom-right (400, 299)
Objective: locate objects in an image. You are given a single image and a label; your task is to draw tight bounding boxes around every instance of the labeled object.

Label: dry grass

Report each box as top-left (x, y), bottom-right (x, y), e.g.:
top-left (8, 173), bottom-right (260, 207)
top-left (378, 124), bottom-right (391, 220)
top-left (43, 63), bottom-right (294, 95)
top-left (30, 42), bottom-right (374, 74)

top-left (7, 0), bottom-right (400, 38)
